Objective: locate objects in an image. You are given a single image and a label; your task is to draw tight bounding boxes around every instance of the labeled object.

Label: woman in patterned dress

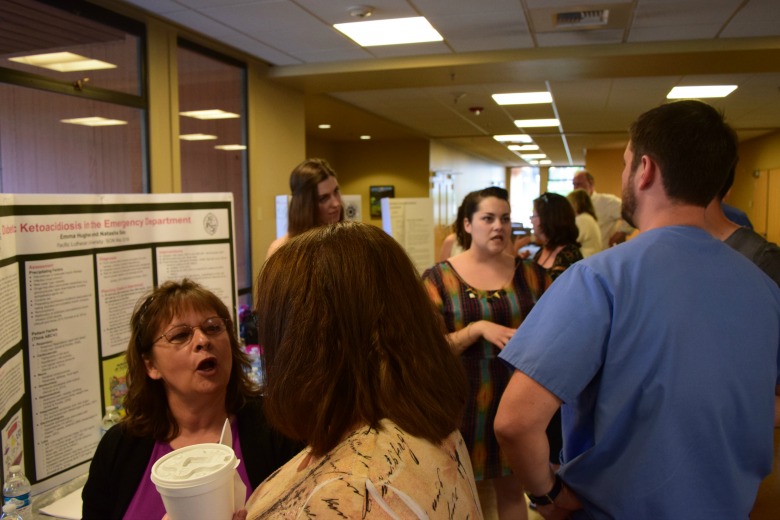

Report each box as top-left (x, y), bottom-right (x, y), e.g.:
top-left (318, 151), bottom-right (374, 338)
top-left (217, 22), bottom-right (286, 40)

top-left (422, 187), bottom-right (549, 519)
top-left (245, 221), bottom-right (482, 519)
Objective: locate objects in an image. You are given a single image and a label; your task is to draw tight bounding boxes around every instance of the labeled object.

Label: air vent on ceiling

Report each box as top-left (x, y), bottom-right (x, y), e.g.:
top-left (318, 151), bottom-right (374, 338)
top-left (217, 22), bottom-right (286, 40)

top-left (530, 4), bottom-right (629, 34)
top-left (556, 10), bottom-right (609, 28)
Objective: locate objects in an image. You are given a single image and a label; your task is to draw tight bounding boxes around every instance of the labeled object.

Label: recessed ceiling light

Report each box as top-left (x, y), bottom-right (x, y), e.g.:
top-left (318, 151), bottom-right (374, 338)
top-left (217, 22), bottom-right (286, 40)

top-left (180, 134), bottom-right (217, 141)
top-left (539, 159), bottom-right (552, 165)
top-left (493, 134), bottom-right (533, 143)
top-left (515, 119), bottom-right (560, 128)
top-left (528, 160), bottom-right (539, 165)
top-left (214, 144), bottom-right (246, 150)
top-left (334, 17), bottom-right (443, 46)
top-left (10, 52), bottom-right (116, 72)
top-left (521, 154), bottom-right (547, 160)
top-left (517, 144), bottom-right (540, 151)
top-left (667, 85), bottom-right (737, 99)
top-left (492, 92), bottom-right (552, 105)
top-left (360, 135), bottom-right (372, 140)
top-left (318, 124), bottom-right (331, 129)
top-left (180, 109), bottom-right (240, 120)
top-left (60, 117), bottom-right (127, 127)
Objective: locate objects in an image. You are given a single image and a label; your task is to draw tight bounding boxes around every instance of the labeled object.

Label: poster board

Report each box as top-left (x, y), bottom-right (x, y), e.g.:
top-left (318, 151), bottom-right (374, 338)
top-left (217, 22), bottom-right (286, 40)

top-left (380, 198), bottom-right (434, 274)
top-left (0, 193), bottom-right (237, 494)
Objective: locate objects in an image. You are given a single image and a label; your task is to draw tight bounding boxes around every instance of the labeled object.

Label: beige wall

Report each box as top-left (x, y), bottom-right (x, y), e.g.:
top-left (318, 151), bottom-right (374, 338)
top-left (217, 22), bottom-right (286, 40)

top-left (584, 148), bottom-right (625, 198)
top-left (247, 64), bottom-right (306, 276)
top-left (734, 130), bottom-right (780, 235)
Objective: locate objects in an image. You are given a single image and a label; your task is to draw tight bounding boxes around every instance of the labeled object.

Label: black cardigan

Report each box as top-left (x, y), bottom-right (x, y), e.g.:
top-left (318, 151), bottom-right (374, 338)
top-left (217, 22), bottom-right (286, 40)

top-left (81, 397), bottom-right (301, 520)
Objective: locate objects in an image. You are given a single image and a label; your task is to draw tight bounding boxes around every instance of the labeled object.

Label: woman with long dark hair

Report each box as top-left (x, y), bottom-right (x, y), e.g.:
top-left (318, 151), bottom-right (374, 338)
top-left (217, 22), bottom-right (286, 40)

top-left (266, 158), bottom-right (344, 258)
top-left (531, 192), bottom-right (584, 280)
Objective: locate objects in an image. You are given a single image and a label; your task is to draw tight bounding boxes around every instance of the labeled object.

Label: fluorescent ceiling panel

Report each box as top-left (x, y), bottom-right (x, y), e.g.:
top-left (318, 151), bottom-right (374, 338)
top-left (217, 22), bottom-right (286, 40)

top-left (214, 144), bottom-right (246, 150)
top-left (493, 134), bottom-right (533, 143)
top-left (180, 134), bottom-right (217, 140)
top-left (60, 117), bottom-right (127, 127)
top-left (521, 153), bottom-right (547, 160)
top-left (334, 17), bottom-right (443, 46)
top-left (667, 85), bottom-right (738, 99)
top-left (492, 92), bottom-right (552, 105)
top-left (180, 109), bottom-right (240, 120)
top-left (9, 52), bottom-right (116, 72)
top-left (515, 119), bottom-right (559, 128)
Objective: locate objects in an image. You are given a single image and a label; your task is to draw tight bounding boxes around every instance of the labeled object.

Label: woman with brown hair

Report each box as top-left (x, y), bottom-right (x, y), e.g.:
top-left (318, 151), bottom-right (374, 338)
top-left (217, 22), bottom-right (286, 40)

top-left (266, 158), bottom-right (343, 258)
top-left (422, 186), bottom-right (549, 520)
top-left (567, 188), bottom-right (603, 258)
top-left (531, 192), bottom-right (584, 280)
top-left (82, 279), bottom-right (300, 520)
top-left (246, 221), bottom-right (481, 518)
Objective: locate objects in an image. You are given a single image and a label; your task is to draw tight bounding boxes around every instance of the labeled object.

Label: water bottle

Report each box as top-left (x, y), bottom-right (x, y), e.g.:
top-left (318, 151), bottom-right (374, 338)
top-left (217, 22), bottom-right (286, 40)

top-left (0, 502), bottom-right (23, 520)
top-left (2, 465), bottom-right (30, 520)
top-left (100, 405), bottom-right (121, 437)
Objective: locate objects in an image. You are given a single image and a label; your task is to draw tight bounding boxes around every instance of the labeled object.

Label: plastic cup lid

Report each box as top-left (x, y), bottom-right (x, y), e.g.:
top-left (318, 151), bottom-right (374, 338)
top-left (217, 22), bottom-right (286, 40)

top-left (151, 443), bottom-right (236, 487)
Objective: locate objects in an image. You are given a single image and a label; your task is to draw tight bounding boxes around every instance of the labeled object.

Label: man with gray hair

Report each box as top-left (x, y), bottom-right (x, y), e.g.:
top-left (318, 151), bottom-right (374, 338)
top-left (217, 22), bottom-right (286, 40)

top-left (572, 170), bottom-right (634, 248)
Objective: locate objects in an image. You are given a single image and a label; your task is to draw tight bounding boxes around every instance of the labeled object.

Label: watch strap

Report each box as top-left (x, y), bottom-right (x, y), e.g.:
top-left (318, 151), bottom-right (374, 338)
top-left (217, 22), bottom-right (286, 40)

top-left (526, 473), bottom-right (563, 506)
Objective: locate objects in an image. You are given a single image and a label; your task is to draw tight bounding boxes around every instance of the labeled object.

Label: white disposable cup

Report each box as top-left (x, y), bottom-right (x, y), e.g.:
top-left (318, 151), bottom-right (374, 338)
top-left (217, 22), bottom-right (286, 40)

top-left (151, 443), bottom-right (242, 520)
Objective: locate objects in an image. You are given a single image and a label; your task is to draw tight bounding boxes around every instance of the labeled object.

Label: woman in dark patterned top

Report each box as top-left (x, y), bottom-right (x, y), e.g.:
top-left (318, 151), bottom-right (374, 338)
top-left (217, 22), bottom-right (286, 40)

top-left (529, 192), bottom-right (584, 470)
top-left (531, 192), bottom-right (584, 281)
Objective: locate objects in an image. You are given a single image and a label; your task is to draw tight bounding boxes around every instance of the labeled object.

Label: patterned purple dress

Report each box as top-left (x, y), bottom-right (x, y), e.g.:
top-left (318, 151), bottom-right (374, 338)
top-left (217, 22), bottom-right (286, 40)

top-left (422, 258), bottom-right (548, 480)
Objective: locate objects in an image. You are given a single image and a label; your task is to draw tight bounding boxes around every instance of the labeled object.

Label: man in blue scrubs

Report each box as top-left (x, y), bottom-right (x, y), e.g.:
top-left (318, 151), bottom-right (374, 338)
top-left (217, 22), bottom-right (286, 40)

top-left (495, 100), bottom-right (780, 519)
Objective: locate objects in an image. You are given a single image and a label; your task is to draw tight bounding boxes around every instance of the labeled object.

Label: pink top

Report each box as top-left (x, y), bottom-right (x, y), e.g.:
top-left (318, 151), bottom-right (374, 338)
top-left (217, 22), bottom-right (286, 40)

top-left (123, 417), bottom-right (251, 520)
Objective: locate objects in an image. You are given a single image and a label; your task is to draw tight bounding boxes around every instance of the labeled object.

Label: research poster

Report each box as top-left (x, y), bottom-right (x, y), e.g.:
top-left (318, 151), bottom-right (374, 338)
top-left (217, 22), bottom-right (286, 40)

top-left (0, 193), bottom-right (237, 493)
top-left (381, 197), bottom-right (434, 274)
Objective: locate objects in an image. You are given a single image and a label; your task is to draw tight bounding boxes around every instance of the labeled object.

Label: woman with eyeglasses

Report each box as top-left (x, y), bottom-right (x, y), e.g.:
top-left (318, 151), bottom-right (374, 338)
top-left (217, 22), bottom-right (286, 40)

top-left (531, 192), bottom-right (584, 281)
top-left (82, 279), bottom-right (300, 520)
top-left (422, 186), bottom-right (549, 520)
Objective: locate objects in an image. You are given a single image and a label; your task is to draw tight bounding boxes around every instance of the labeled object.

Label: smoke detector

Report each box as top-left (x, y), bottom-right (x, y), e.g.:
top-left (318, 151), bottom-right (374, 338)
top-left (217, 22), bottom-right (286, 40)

top-left (348, 5), bottom-right (374, 18)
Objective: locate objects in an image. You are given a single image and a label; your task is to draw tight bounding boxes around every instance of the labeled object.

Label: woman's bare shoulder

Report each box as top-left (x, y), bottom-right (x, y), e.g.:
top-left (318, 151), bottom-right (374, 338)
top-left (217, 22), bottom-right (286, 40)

top-left (266, 234), bottom-right (289, 259)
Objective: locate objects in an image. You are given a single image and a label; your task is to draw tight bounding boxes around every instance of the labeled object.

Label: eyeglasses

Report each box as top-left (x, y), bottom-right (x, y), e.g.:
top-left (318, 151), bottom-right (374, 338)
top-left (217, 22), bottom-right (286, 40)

top-left (154, 317), bottom-right (228, 347)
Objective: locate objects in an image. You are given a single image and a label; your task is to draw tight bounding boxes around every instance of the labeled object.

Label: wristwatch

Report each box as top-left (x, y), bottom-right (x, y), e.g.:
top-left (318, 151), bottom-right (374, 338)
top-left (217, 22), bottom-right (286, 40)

top-left (526, 473), bottom-right (563, 506)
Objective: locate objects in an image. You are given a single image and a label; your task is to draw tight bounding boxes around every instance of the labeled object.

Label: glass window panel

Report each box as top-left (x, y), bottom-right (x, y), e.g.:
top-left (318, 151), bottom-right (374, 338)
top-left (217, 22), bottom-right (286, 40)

top-left (0, 0), bottom-right (143, 96)
top-left (510, 166), bottom-right (539, 228)
top-left (177, 44), bottom-right (250, 292)
top-left (0, 83), bottom-right (144, 193)
top-left (547, 166), bottom-right (583, 196)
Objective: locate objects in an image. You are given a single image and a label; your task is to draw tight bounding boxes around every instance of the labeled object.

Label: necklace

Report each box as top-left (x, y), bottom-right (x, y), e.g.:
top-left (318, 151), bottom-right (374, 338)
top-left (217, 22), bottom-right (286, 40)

top-left (538, 246), bottom-right (560, 267)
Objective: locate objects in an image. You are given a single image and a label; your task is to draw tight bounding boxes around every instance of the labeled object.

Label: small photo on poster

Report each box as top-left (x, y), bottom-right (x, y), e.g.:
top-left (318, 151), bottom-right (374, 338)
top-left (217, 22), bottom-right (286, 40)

top-left (102, 356), bottom-right (128, 414)
top-left (2, 410), bottom-right (24, 478)
top-left (369, 186), bottom-right (395, 218)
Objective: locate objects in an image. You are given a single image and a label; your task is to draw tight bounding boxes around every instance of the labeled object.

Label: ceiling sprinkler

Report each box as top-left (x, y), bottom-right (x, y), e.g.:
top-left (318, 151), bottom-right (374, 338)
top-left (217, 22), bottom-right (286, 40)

top-left (469, 106), bottom-right (484, 116)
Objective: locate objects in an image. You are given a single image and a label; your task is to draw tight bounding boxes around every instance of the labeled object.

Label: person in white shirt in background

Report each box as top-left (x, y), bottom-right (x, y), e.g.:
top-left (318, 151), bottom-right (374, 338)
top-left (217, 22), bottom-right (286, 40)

top-left (572, 170), bottom-right (634, 248)
top-left (566, 189), bottom-right (602, 258)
